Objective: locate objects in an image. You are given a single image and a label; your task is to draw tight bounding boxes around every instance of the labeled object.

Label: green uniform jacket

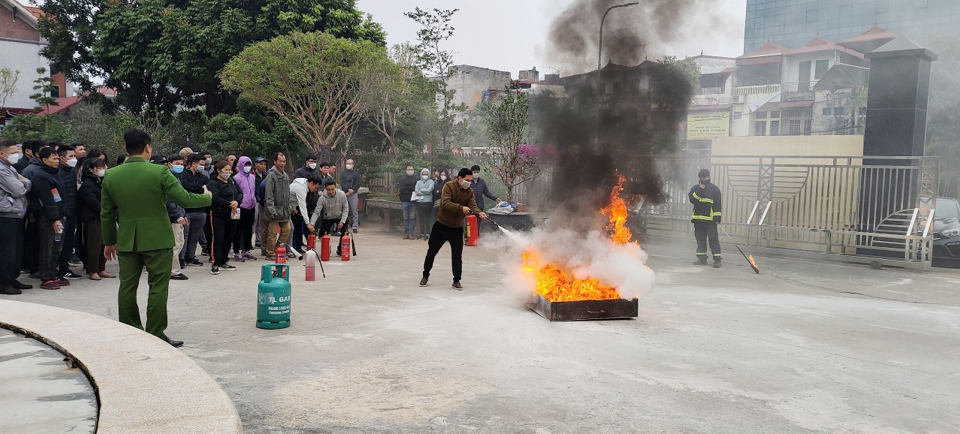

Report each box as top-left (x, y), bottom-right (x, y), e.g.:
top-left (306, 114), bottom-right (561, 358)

top-left (101, 157), bottom-right (212, 252)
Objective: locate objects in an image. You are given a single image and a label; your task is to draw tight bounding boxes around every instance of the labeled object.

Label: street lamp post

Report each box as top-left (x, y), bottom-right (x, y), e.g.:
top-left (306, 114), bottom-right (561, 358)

top-left (598, 2), bottom-right (640, 71)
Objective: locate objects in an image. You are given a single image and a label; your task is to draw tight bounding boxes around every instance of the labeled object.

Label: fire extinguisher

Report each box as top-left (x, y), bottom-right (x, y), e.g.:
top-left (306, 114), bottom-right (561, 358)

top-left (320, 233), bottom-right (331, 261)
top-left (307, 234), bottom-right (317, 249)
top-left (465, 214), bottom-right (479, 247)
top-left (341, 232), bottom-right (351, 261)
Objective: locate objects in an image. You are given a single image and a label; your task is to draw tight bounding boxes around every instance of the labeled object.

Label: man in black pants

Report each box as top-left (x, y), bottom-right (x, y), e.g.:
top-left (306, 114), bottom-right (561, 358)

top-left (688, 169), bottom-right (722, 268)
top-left (420, 168), bottom-right (487, 290)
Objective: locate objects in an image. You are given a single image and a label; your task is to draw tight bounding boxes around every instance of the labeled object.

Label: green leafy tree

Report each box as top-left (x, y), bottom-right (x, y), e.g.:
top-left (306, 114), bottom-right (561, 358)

top-left (0, 67), bottom-right (20, 111)
top-left (477, 89), bottom-right (541, 202)
top-left (366, 43), bottom-right (439, 152)
top-left (405, 7), bottom-right (462, 151)
top-left (66, 102), bottom-right (137, 159)
top-left (0, 113), bottom-right (69, 143)
top-left (29, 67), bottom-right (58, 111)
top-left (38, 0), bottom-right (386, 117)
top-left (204, 113), bottom-right (267, 156)
top-left (221, 31), bottom-right (391, 162)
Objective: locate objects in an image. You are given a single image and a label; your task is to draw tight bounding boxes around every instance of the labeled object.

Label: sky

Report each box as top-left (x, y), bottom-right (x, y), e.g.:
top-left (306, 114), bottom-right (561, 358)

top-left (356, 0), bottom-right (749, 77)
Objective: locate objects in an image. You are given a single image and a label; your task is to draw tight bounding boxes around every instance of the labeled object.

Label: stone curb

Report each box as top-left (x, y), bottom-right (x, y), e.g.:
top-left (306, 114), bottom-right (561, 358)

top-left (0, 300), bottom-right (243, 433)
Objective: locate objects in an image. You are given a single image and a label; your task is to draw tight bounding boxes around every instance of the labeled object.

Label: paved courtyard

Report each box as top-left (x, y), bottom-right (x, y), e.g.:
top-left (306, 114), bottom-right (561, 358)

top-left (3, 227), bottom-right (960, 433)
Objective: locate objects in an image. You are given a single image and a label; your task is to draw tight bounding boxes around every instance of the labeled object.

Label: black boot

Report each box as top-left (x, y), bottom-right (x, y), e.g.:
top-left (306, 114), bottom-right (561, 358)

top-left (693, 258), bottom-right (708, 266)
top-left (713, 259), bottom-right (722, 268)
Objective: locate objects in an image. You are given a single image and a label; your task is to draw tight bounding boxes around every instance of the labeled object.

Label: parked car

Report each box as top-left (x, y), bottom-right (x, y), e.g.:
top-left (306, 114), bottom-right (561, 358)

top-left (932, 197), bottom-right (960, 268)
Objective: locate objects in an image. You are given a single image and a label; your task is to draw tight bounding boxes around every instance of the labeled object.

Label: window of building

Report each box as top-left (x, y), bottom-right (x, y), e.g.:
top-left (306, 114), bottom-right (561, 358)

top-left (734, 111), bottom-right (743, 120)
top-left (755, 121), bottom-right (767, 136)
top-left (756, 111), bottom-right (768, 120)
top-left (806, 10), bottom-right (818, 22)
top-left (804, 119), bottom-right (812, 135)
top-left (823, 107), bottom-right (833, 116)
top-left (50, 86), bottom-right (61, 99)
top-left (770, 121), bottom-right (780, 136)
top-left (770, 111), bottom-right (780, 119)
top-left (789, 120), bottom-right (801, 135)
top-left (50, 64), bottom-right (60, 76)
top-left (834, 106), bottom-right (846, 116)
top-left (815, 60), bottom-right (829, 80)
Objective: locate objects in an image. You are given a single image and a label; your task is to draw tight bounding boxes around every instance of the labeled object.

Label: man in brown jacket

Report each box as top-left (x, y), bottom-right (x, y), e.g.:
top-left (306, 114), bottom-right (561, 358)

top-left (420, 168), bottom-right (487, 290)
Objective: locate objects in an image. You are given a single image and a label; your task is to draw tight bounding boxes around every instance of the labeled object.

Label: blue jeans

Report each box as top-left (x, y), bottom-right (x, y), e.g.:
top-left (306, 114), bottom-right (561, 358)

top-left (401, 202), bottom-right (417, 235)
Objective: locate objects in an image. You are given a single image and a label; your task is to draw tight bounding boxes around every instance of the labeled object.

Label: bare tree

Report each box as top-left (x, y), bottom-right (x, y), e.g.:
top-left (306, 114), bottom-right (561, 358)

top-left (0, 68), bottom-right (20, 111)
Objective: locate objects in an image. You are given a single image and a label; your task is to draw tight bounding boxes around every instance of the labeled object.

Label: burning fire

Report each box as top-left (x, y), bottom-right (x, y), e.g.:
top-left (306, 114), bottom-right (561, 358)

top-left (522, 174), bottom-right (641, 302)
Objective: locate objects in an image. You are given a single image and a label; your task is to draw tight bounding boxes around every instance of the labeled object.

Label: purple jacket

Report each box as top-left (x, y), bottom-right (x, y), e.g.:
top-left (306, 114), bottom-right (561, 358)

top-left (233, 156), bottom-right (257, 209)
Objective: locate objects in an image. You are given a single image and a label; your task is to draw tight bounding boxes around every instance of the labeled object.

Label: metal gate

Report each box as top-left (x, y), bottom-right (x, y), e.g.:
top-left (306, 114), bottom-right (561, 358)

top-left (642, 155), bottom-right (937, 269)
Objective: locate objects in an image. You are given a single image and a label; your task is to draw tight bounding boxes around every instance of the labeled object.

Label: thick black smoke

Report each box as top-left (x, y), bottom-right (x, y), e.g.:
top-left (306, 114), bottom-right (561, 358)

top-left (533, 0), bottom-right (702, 233)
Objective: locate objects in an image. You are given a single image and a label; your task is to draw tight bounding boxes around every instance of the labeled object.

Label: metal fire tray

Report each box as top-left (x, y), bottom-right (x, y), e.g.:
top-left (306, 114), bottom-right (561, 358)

top-left (528, 294), bottom-right (638, 321)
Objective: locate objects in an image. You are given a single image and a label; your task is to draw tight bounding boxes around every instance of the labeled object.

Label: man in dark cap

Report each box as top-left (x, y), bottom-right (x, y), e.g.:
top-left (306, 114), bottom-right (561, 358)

top-left (688, 169), bottom-right (722, 268)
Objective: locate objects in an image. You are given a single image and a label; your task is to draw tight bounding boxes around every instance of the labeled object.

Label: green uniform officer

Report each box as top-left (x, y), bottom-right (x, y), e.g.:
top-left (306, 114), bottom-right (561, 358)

top-left (102, 130), bottom-right (212, 347)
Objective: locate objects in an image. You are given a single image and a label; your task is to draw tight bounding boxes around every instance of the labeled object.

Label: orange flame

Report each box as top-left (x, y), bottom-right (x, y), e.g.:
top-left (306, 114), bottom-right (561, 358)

top-left (522, 173), bottom-right (639, 302)
top-left (748, 255), bottom-right (758, 269)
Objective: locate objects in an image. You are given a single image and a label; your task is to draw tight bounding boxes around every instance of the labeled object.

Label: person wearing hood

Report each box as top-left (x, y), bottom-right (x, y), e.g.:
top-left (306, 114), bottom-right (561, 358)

top-left (232, 156), bottom-right (259, 262)
top-left (56, 144), bottom-right (83, 281)
top-left (289, 174), bottom-right (323, 253)
top-left (414, 168), bottom-right (435, 240)
top-left (30, 147), bottom-right (68, 290)
top-left (78, 158), bottom-right (113, 281)
top-left (0, 140), bottom-right (32, 294)
top-left (689, 168), bottom-right (722, 268)
top-left (398, 164), bottom-right (418, 240)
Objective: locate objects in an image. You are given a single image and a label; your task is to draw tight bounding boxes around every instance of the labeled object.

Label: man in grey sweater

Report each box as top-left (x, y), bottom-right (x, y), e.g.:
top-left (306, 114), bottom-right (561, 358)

top-left (0, 140), bottom-right (33, 294)
top-left (307, 180), bottom-right (350, 256)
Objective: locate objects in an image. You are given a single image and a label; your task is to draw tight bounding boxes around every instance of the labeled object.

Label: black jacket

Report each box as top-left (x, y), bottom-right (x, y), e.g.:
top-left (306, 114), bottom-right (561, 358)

top-left (58, 165), bottom-right (79, 218)
top-left (179, 169), bottom-right (209, 213)
top-left (167, 198), bottom-right (186, 223)
top-left (688, 181), bottom-right (722, 223)
top-left (30, 165), bottom-right (66, 221)
top-left (13, 156), bottom-right (29, 174)
top-left (398, 174), bottom-right (418, 203)
top-left (294, 165), bottom-right (316, 180)
top-left (206, 177), bottom-right (243, 217)
top-left (77, 177), bottom-right (102, 222)
top-left (22, 158), bottom-right (43, 180)
top-left (341, 169), bottom-right (361, 193)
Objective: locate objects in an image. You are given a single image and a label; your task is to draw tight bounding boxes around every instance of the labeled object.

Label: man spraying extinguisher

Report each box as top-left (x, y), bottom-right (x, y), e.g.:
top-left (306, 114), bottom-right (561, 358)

top-left (307, 180), bottom-right (350, 256)
top-left (420, 168), bottom-right (487, 290)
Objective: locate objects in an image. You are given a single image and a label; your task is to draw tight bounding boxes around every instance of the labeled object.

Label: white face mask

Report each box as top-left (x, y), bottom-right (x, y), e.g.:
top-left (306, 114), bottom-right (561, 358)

top-left (421, 174), bottom-right (429, 180)
top-left (243, 165), bottom-right (252, 173)
top-left (460, 180), bottom-right (472, 190)
top-left (406, 170), bottom-right (415, 176)
top-left (96, 169), bottom-right (106, 178)
top-left (66, 158), bottom-right (78, 168)
top-left (473, 172), bottom-right (480, 178)
top-left (308, 162), bottom-right (317, 170)
top-left (440, 176), bottom-right (447, 181)
top-left (219, 171), bottom-right (231, 180)
top-left (205, 158), bottom-right (212, 165)
top-left (6, 152), bottom-right (22, 165)
top-left (345, 164), bottom-right (353, 170)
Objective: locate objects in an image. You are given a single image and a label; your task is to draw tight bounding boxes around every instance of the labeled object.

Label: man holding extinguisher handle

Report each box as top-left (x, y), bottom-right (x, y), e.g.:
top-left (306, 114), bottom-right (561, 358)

top-left (420, 168), bottom-right (487, 291)
top-left (307, 180), bottom-right (350, 256)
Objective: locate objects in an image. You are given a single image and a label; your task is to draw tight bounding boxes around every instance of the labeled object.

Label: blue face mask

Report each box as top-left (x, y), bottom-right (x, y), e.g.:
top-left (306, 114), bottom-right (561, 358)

top-left (171, 165), bottom-right (184, 174)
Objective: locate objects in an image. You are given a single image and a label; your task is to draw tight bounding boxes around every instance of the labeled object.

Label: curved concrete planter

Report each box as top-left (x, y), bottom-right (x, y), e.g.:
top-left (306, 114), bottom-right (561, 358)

top-left (0, 300), bottom-right (243, 433)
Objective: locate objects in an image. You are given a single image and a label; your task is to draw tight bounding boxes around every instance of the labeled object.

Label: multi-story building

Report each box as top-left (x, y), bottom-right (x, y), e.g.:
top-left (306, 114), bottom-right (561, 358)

top-left (744, 0), bottom-right (960, 53)
top-left (0, 0), bottom-right (72, 127)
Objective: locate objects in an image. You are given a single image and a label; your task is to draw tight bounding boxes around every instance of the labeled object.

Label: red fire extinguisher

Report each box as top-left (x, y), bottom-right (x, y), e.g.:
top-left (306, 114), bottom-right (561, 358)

top-left (341, 232), bottom-right (351, 261)
top-left (307, 234), bottom-right (317, 249)
top-left (320, 233), bottom-right (331, 261)
top-left (466, 214), bottom-right (479, 247)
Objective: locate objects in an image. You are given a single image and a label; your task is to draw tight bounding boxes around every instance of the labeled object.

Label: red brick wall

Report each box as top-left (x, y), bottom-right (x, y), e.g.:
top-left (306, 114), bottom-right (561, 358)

top-left (0, 6), bottom-right (40, 41)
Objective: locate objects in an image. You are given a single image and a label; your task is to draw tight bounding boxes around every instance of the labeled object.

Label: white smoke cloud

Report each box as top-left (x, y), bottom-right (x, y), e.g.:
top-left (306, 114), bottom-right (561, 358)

top-left (485, 225), bottom-right (655, 302)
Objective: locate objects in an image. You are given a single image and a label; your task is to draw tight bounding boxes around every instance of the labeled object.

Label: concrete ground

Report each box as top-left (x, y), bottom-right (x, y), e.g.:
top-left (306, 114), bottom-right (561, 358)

top-left (0, 329), bottom-right (97, 433)
top-left (2, 226), bottom-right (960, 433)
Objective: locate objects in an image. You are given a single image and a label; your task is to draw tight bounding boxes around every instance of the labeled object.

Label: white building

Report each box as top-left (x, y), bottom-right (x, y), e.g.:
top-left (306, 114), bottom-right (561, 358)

top-left (0, 0), bottom-right (71, 125)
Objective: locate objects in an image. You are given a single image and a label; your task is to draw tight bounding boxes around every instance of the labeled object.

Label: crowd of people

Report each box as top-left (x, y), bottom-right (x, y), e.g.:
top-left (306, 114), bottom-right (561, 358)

top-left (396, 164), bottom-right (499, 241)
top-left (0, 138), bottom-right (366, 294)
